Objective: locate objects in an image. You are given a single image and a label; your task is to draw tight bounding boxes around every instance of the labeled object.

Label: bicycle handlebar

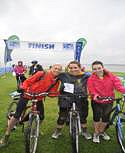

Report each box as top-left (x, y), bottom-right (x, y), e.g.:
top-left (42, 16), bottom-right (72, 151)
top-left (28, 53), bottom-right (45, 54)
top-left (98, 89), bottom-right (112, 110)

top-left (96, 96), bottom-right (125, 103)
top-left (9, 91), bottom-right (22, 98)
top-left (24, 92), bottom-right (88, 99)
top-left (58, 94), bottom-right (88, 98)
top-left (24, 92), bottom-right (57, 97)
top-left (16, 72), bottom-right (25, 75)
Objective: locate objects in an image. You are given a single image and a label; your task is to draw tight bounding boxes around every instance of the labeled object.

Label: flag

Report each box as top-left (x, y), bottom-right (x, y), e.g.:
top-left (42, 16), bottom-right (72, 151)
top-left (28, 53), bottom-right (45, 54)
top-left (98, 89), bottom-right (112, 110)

top-left (74, 38), bottom-right (87, 63)
top-left (4, 40), bottom-right (13, 64)
top-left (4, 35), bottom-right (20, 64)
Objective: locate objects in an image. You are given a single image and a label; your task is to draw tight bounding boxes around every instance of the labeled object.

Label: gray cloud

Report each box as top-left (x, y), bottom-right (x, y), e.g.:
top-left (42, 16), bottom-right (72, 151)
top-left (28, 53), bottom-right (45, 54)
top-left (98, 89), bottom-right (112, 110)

top-left (0, 0), bottom-right (125, 65)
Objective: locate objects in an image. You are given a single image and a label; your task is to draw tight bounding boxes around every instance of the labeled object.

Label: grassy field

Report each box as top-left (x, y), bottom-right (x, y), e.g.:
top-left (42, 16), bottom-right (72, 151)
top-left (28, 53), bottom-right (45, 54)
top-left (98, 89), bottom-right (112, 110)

top-left (0, 73), bottom-right (124, 153)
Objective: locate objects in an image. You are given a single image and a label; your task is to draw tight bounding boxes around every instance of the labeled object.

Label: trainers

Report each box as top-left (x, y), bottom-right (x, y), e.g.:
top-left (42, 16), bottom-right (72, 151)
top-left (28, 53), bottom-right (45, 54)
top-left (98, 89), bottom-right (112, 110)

top-left (93, 133), bottom-right (100, 143)
top-left (100, 132), bottom-right (110, 141)
top-left (0, 134), bottom-right (10, 147)
top-left (82, 131), bottom-right (92, 140)
top-left (51, 129), bottom-right (62, 139)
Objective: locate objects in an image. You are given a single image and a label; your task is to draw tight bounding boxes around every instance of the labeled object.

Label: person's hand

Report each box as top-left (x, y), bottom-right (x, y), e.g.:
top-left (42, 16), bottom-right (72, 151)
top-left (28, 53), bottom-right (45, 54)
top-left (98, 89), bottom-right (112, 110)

top-left (17, 88), bottom-right (24, 94)
top-left (93, 94), bottom-right (99, 101)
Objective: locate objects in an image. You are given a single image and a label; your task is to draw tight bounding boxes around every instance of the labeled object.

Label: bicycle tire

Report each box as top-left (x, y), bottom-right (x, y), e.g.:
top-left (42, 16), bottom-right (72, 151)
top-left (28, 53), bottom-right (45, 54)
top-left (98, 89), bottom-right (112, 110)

top-left (71, 118), bottom-right (79, 153)
top-left (116, 117), bottom-right (125, 153)
top-left (24, 113), bottom-right (40, 153)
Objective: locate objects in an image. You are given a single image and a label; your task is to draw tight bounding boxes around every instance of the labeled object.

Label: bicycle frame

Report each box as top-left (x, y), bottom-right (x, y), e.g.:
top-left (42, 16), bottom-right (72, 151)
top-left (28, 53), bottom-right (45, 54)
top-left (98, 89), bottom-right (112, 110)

top-left (69, 102), bottom-right (81, 135)
top-left (24, 92), bottom-right (52, 153)
top-left (106, 97), bottom-right (124, 127)
top-left (26, 98), bottom-right (40, 153)
top-left (109, 99), bottom-right (122, 126)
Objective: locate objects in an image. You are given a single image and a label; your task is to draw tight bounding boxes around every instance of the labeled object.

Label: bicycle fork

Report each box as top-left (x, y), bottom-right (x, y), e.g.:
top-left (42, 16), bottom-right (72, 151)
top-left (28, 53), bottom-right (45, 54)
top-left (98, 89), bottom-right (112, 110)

top-left (28, 113), bottom-right (40, 138)
top-left (69, 103), bottom-right (81, 134)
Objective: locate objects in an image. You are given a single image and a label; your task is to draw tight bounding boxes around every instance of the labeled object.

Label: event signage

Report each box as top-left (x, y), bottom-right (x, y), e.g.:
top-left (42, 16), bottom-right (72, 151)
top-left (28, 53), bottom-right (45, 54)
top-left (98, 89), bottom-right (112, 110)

top-left (6, 41), bottom-right (75, 51)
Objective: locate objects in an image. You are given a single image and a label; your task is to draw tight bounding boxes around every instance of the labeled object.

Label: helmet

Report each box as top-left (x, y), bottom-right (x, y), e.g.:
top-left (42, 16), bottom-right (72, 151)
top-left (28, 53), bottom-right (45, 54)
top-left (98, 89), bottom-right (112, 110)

top-left (31, 60), bottom-right (38, 64)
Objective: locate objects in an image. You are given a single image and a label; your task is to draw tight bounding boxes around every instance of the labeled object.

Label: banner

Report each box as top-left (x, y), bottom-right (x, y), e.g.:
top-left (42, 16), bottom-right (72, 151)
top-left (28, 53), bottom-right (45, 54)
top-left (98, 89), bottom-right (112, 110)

top-left (74, 38), bottom-right (87, 63)
top-left (4, 35), bottom-right (20, 64)
top-left (3, 37), bottom-right (81, 66)
top-left (6, 41), bottom-right (75, 51)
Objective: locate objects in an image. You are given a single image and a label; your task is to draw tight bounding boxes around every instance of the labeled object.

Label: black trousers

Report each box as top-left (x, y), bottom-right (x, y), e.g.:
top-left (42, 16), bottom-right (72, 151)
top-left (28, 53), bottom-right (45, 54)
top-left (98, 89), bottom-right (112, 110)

top-left (91, 101), bottom-right (113, 122)
top-left (14, 96), bottom-right (44, 121)
top-left (57, 98), bottom-right (89, 125)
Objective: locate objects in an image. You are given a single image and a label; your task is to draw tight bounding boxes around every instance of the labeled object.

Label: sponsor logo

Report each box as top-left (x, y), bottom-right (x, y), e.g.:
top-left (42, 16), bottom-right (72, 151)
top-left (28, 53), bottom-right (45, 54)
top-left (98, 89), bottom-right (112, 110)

top-left (63, 43), bottom-right (74, 50)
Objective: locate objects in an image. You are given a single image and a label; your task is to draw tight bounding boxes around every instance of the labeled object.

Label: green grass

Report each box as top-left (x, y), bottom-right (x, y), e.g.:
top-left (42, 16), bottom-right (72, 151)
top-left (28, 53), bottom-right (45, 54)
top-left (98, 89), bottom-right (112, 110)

top-left (0, 73), bottom-right (124, 153)
top-left (113, 72), bottom-right (125, 77)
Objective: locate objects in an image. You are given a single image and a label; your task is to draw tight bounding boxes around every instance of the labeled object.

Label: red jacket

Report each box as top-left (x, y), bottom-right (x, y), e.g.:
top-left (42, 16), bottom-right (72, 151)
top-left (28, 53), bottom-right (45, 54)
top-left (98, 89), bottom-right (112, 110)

top-left (22, 71), bottom-right (60, 100)
top-left (87, 71), bottom-right (125, 103)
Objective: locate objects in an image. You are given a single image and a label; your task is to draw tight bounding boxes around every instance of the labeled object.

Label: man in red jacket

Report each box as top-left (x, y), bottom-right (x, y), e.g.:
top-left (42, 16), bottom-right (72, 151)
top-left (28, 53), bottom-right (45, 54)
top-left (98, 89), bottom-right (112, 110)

top-left (0, 64), bottom-right (62, 147)
top-left (87, 60), bottom-right (125, 143)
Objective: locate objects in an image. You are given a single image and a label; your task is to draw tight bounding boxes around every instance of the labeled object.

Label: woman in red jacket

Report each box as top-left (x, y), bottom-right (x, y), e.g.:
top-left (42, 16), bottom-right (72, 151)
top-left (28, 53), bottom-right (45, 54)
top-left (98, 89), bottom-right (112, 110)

top-left (87, 60), bottom-right (125, 143)
top-left (13, 61), bottom-right (27, 89)
top-left (0, 64), bottom-right (62, 147)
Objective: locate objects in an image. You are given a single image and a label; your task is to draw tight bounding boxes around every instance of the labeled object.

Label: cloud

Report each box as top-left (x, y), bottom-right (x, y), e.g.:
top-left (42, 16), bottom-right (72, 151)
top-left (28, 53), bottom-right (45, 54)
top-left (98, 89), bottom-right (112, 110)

top-left (0, 0), bottom-right (125, 65)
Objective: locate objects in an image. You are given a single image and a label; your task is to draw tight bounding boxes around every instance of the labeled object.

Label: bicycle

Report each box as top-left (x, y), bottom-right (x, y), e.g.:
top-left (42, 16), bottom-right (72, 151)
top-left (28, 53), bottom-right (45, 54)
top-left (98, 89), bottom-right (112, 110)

top-left (7, 91), bottom-right (52, 153)
top-left (23, 92), bottom-right (52, 153)
top-left (59, 93), bottom-right (86, 153)
top-left (97, 95), bottom-right (125, 153)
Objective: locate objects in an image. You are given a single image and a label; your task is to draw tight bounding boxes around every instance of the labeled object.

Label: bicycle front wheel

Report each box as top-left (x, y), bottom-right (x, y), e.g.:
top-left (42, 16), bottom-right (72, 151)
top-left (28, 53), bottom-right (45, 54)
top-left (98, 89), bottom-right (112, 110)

top-left (71, 118), bottom-right (79, 153)
top-left (116, 117), bottom-right (125, 153)
top-left (24, 114), bottom-right (40, 153)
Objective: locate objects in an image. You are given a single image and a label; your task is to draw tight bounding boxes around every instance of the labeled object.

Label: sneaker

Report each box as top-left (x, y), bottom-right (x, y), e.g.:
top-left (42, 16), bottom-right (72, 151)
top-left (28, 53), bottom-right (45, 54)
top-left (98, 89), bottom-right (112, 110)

top-left (0, 134), bottom-right (10, 147)
top-left (100, 132), bottom-right (110, 141)
top-left (82, 131), bottom-right (92, 140)
top-left (93, 133), bottom-right (100, 143)
top-left (51, 129), bottom-right (62, 139)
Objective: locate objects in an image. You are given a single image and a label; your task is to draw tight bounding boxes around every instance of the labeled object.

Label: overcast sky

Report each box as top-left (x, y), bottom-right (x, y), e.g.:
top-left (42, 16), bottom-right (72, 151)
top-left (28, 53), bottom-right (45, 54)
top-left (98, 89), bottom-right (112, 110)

top-left (0, 0), bottom-right (125, 66)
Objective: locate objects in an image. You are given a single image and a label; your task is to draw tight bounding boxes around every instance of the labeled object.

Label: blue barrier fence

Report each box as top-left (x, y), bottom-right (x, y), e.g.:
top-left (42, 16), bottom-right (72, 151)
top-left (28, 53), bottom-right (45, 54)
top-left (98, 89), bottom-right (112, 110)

top-left (0, 67), bottom-right (12, 76)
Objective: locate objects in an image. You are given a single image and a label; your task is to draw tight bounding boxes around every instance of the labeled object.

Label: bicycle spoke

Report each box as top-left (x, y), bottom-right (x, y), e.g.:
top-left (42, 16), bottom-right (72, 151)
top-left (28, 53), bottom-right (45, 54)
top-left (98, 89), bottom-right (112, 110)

top-left (25, 115), bottom-right (40, 153)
